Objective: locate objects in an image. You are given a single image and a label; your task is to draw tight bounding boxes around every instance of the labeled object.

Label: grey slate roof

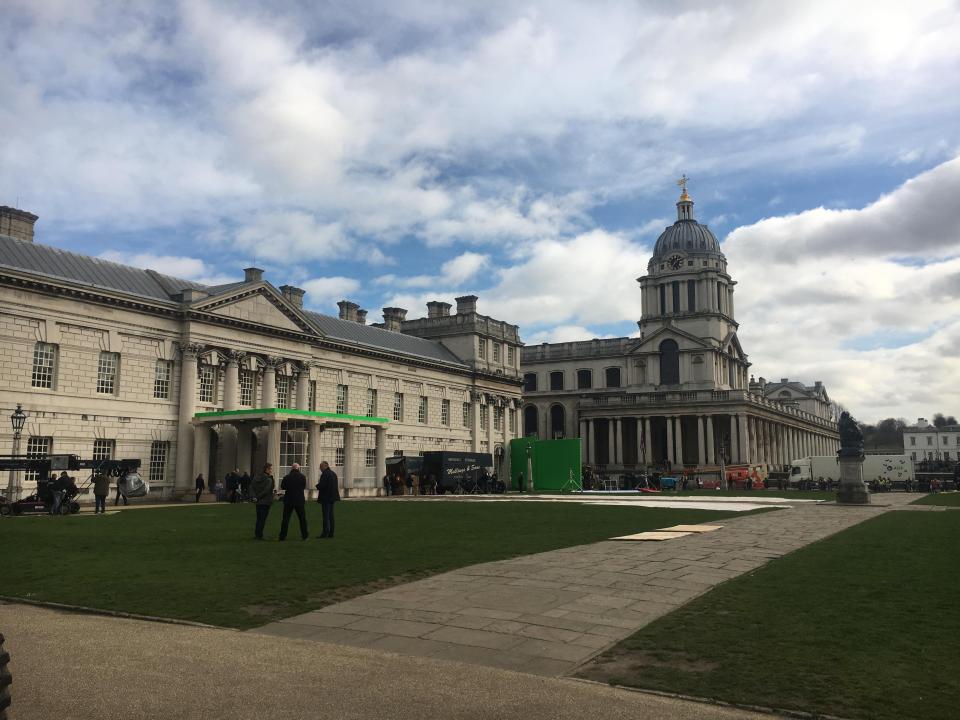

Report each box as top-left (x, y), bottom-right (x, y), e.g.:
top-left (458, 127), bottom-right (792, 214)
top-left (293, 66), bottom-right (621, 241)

top-left (0, 233), bottom-right (467, 367)
top-left (0, 233), bottom-right (205, 301)
top-left (304, 311), bottom-right (466, 366)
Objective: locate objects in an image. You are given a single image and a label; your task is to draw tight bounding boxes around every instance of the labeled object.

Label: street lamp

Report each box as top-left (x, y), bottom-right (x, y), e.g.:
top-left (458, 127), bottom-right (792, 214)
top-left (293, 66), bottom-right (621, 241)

top-left (7, 404), bottom-right (27, 500)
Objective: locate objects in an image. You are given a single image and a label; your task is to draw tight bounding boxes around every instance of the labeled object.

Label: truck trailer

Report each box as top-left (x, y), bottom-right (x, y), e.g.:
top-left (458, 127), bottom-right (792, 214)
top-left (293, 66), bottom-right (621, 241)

top-left (789, 455), bottom-right (914, 486)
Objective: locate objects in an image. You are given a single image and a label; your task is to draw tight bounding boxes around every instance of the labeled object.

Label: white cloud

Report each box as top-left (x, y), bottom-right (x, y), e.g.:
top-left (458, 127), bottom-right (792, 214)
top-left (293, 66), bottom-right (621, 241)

top-left (97, 250), bottom-right (235, 286)
top-left (441, 252), bottom-right (488, 283)
top-left (524, 325), bottom-right (609, 344)
top-left (301, 276), bottom-right (362, 311)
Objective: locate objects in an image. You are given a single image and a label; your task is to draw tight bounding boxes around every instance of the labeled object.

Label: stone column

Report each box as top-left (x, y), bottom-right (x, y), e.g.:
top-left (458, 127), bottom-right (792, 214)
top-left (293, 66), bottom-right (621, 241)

top-left (705, 415), bottom-right (715, 465)
top-left (697, 416), bottom-right (706, 466)
top-left (676, 416), bottom-right (685, 466)
top-left (308, 421), bottom-right (321, 494)
top-left (192, 423), bottom-right (211, 482)
top-left (261, 360), bottom-right (277, 408)
top-left (666, 416), bottom-right (675, 467)
top-left (728, 415), bottom-right (738, 463)
top-left (614, 418), bottom-right (622, 464)
top-left (487, 400), bottom-right (495, 455)
top-left (266, 419), bottom-right (282, 475)
top-left (175, 343), bottom-right (200, 495)
top-left (587, 419), bottom-right (596, 464)
top-left (738, 414), bottom-right (748, 464)
top-left (643, 418), bottom-right (652, 465)
top-left (606, 419), bottom-right (615, 465)
top-left (375, 425), bottom-right (387, 497)
top-left (472, 399), bottom-right (482, 451)
top-left (749, 418), bottom-right (758, 465)
top-left (342, 424), bottom-right (355, 494)
top-left (223, 354), bottom-right (240, 411)
top-left (296, 363), bottom-right (310, 410)
top-left (579, 419), bottom-right (588, 462)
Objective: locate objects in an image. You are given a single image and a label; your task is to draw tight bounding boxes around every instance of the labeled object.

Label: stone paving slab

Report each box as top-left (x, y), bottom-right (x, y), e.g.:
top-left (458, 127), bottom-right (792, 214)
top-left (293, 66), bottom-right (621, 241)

top-left (255, 494), bottom-right (919, 677)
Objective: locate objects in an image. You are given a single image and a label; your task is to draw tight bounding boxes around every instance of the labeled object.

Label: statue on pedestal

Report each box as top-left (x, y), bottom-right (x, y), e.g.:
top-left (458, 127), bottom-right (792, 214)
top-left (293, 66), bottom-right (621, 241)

top-left (836, 411), bottom-right (870, 504)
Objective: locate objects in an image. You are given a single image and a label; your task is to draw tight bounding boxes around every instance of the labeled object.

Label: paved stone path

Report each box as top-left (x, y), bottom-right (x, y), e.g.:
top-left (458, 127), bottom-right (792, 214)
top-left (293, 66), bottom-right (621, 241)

top-left (256, 494), bottom-right (919, 676)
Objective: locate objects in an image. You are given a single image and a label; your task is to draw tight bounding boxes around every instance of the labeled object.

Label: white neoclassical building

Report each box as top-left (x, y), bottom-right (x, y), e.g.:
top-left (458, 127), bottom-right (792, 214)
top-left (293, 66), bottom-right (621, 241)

top-left (522, 185), bottom-right (839, 474)
top-left (903, 418), bottom-right (960, 461)
top-left (0, 206), bottom-right (523, 499)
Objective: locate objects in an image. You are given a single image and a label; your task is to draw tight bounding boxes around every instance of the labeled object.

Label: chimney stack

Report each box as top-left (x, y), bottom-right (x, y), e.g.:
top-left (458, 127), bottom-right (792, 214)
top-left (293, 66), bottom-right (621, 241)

top-left (244, 267), bottom-right (264, 283)
top-left (356, 309), bottom-right (368, 325)
top-left (279, 285), bottom-right (305, 309)
top-left (337, 300), bottom-right (360, 322)
top-left (455, 295), bottom-right (478, 315)
top-left (382, 307), bottom-right (408, 332)
top-left (427, 301), bottom-right (452, 318)
top-left (0, 206), bottom-right (38, 243)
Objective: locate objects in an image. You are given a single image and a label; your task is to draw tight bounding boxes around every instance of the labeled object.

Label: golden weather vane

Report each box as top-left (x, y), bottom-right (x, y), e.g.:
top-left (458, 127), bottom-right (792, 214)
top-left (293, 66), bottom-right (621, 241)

top-left (676, 174), bottom-right (689, 192)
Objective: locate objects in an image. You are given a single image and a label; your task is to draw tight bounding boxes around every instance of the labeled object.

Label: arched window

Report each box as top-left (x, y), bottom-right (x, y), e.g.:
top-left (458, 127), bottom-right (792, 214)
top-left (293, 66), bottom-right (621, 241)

top-left (550, 405), bottom-right (566, 439)
top-left (659, 339), bottom-right (680, 385)
top-left (523, 373), bottom-right (538, 392)
top-left (605, 367), bottom-right (621, 388)
top-left (779, 390), bottom-right (791, 398)
top-left (577, 369), bottom-right (593, 389)
top-left (549, 371), bottom-right (564, 391)
top-left (523, 405), bottom-right (539, 437)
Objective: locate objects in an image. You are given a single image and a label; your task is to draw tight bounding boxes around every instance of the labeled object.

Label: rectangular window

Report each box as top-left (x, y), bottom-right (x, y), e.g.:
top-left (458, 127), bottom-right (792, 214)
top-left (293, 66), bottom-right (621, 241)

top-left (687, 280), bottom-right (696, 311)
top-left (550, 371), bottom-right (563, 391)
top-left (509, 408), bottom-right (516, 433)
top-left (309, 380), bottom-right (317, 412)
top-left (336, 384), bottom-right (348, 414)
top-left (441, 399), bottom-right (450, 426)
top-left (393, 392), bottom-right (403, 422)
top-left (97, 351), bottom-right (119, 394)
top-left (671, 281), bottom-right (680, 314)
top-left (199, 365), bottom-right (216, 403)
top-left (493, 343), bottom-right (501, 362)
top-left (149, 441), bottom-right (169, 483)
top-left (494, 406), bottom-right (503, 431)
top-left (910, 436), bottom-right (916, 446)
top-left (507, 346), bottom-right (515, 366)
top-left (524, 373), bottom-right (538, 392)
top-left (276, 375), bottom-right (290, 409)
top-left (366, 389), bottom-right (377, 417)
top-left (25, 436), bottom-right (52, 484)
top-left (92, 439), bottom-right (115, 462)
top-left (463, 402), bottom-right (471, 427)
top-left (365, 448), bottom-right (375, 467)
top-left (927, 437), bottom-right (933, 446)
top-left (911, 451), bottom-right (917, 461)
top-left (153, 360), bottom-right (172, 399)
top-left (478, 338), bottom-right (487, 358)
top-left (31, 342), bottom-right (57, 389)
top-left (335, 446), bottom-right (345, 467)
top-left (418, 396), bottom-right (428, 424)
top-left (240, 371), bottom-right (255, 406)
top-left (480, 405), bottom-right (488, 430)
top-left (659, 284), bottom-right (666, 314)
top-left (279, 422), bottom-right (308, 477)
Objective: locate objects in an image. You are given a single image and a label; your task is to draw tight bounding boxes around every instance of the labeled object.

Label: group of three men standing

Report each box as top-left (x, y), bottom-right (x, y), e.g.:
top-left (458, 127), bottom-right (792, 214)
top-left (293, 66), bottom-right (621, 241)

top-left (251, 461), bottom-right (340, 541)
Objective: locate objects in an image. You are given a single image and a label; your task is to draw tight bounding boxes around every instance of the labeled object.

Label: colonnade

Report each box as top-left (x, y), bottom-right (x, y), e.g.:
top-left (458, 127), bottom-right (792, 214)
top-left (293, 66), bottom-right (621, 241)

top-left (579, 413), bottom-right (838, 470)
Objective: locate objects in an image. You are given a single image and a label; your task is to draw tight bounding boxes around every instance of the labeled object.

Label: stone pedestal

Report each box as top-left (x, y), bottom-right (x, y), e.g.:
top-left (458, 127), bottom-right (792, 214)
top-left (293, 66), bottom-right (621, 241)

top-left (836, 455), bottom-right (870, 504)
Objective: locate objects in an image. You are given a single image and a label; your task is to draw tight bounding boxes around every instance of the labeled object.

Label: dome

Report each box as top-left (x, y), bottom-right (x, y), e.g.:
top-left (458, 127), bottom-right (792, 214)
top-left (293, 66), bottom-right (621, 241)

top-left (652, 220), bottom-right (720, 258)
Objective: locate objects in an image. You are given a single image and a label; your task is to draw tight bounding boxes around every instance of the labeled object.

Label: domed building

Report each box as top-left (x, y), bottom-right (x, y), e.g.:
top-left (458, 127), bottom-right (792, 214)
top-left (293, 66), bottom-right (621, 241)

top-left (522, 182), bottom-right (839, 479)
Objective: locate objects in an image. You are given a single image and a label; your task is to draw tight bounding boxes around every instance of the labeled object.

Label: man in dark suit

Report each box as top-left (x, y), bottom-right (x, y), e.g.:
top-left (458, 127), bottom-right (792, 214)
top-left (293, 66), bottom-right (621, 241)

top-left (251, 463), bottom-right (276, 540)
top-left (278, 463), bottom-right (309, 541)
top-left (316, 461), bottom-right (340, 538)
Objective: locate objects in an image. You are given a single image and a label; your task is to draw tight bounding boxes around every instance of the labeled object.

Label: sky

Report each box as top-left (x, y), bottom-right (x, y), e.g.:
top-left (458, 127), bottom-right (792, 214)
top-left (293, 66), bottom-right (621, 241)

top-left (2, 0), bottom-right (960, 424)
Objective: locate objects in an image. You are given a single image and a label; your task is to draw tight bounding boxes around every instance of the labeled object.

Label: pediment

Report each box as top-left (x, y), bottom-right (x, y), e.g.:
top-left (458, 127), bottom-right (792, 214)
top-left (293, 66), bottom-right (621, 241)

top-left (631, 326), bottom-right (712, 353)
top-left (193, 287), bottom-right (318, 335)
top-left (721, 331), bottom-right (748, 362)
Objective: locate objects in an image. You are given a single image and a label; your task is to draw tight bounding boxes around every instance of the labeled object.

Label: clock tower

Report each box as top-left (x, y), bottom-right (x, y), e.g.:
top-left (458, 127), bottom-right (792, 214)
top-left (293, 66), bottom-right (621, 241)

top-left (634, 181), bottom-right (749, 390)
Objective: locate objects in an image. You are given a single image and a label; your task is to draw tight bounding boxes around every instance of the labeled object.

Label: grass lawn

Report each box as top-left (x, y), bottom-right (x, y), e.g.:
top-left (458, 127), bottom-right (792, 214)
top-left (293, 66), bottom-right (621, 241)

top-left (0, 500), bottom-right (738, 629)
top-left (577, 511), bottom-right (960, 720)
top-left (910, 492), bottom-right (960, 507)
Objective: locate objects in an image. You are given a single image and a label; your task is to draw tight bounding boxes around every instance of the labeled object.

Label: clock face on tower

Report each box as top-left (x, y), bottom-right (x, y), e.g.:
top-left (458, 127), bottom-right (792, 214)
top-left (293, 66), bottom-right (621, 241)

top-left (667, 254), bottom-right (684, 270)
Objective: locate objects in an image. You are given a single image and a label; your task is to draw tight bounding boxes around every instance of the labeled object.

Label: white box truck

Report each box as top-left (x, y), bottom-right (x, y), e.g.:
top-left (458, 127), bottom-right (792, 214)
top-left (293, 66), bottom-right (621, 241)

top-left (790, 455), bottom-right (914, 486)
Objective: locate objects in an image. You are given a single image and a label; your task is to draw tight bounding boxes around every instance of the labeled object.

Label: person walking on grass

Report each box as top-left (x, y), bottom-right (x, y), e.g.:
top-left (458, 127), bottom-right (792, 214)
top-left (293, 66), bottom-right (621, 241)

top-left (195, 474), bottom-right (205, 503)
top-left (252, 463), bottom-right (276, 540)
top-left (316, 461), bottom-right (340, 538)
top-left (92, 471), bottom-right (111, 514)
top-left (278, 463), bottom-right (309, 541)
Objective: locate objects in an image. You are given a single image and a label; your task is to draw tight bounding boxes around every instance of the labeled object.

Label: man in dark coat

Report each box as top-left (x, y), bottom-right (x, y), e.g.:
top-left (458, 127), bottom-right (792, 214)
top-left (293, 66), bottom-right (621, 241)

top-left (278, 463), bottom-right (309, 541)
top-left (251, 463), bottom-right (276, 540)
top-left (316, 461), bottom-right (340, 538)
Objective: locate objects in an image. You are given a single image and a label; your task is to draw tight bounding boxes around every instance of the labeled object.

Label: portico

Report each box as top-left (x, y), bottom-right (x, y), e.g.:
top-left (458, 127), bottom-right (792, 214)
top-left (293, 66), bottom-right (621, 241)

top-left (192, 408), bottom-right (389, 496)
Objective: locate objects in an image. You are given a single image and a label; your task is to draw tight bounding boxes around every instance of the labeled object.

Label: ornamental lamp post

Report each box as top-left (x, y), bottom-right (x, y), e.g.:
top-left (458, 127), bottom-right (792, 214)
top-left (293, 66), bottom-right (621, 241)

top-left (7, 404), bottom-right (27, 500)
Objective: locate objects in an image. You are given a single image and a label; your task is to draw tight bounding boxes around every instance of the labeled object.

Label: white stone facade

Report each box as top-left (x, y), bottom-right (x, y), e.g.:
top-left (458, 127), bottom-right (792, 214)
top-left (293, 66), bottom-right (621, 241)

top-left (903, 418), bottom-right (960, 461)
top-left (0, 213), bottom-right (522, 500)
top-left (521, 187), bottom-right (839, 476)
